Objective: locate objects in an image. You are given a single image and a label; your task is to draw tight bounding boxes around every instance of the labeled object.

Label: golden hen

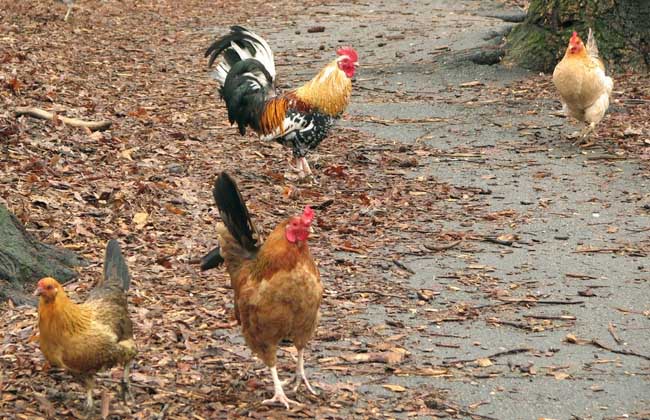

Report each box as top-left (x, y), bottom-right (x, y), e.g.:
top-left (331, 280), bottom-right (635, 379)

top-left (35, 239), bottom-right (136, 413)
top-left (201, 173), bottom-right (323, 408)
top-left (553, 28), bottom-right (614, 144)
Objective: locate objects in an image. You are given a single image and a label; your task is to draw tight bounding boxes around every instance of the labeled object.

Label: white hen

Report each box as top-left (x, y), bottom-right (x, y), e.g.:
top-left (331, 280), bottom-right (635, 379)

top-left (552, 28), bottom-right (614, 144)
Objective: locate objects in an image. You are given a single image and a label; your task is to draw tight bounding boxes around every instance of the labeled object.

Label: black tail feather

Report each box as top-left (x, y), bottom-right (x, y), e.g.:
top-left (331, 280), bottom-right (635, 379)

top-left (213, 172), bottom-right (259, 254)
top-left (200, 245), bottom-right (224, 271)
top-left (205, 25), bottom-right (262, 68)
top-left (102, 239), bottom-right (131, 291)
top-left (201, 173), bottom-right (259, 271)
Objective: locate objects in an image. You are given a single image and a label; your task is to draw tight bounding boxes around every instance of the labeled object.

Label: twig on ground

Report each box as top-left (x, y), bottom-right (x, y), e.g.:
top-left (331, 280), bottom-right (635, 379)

top-left (523, 314), bottom-right (576, 321)
top-left (425, 398), bottom-right (500, 420)
top-left (482, 237), bottom-right (515, 247)
top-left (424, 240), bottom-right (462, 251)
top-left (155, 403), bottom-right (170, 420)
top-left (497, 298), bottom-right (585, 305)
top-left (392, 259), bottom-right (415, 274)
top-left (589, 340), bottom-right (650, 361)
top-left (335, 289), bottom-right (407, 300)
top-left (487, 317), bottom-right (533, 331)
top-left (15, 107), bottom-right (112, 131)
top-left (608, 322), bottom-right (623, 345)
top-left (442, 348), bottom-right (532, 365)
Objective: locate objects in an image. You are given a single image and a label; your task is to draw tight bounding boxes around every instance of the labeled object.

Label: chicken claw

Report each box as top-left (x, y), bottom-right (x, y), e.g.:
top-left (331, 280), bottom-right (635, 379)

top-left (263, 366), bottom-right (301, 409)
top-left (262, 392), bottom-right (301, 410)
top-left (284, 349), bottom-right (318, 395)
top-left (572, 122), bottom-right (597, 146)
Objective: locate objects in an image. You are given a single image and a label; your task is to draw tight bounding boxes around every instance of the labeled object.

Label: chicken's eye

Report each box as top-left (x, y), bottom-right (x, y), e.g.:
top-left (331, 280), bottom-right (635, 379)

top-left (47, 285), bottom-right (54, 290)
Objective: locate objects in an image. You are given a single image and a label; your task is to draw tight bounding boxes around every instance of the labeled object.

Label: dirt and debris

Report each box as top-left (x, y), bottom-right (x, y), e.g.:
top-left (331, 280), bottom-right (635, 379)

top-left (1, 0), bottom-right (648, 419)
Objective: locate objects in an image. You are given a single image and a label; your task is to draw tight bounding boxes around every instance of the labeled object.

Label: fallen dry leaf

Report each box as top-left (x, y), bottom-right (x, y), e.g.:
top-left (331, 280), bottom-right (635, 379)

top-left (383, 384), bottom-right (407, 392)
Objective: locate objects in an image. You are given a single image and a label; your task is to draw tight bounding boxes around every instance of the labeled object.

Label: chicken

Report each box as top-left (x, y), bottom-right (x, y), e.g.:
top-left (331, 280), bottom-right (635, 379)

top-left (35, 239), bottom-right (136, 413)
top-left (201, 172), bottom-right (323, 408)
top-left (552, 28), bottom-right (614, 144)
top-left (205, 26), bottom-right (358, 178)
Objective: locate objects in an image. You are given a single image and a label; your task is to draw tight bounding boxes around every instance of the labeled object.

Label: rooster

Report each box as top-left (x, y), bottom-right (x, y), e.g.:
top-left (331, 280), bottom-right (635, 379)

top-left (201, 173), bottom-right (323, 408)
top-left (205, 26), bottom-right (358, 178)
top-left (552, 29), bottom-right (614, 144)
top-left (35, 240), bottom-right (136, 413)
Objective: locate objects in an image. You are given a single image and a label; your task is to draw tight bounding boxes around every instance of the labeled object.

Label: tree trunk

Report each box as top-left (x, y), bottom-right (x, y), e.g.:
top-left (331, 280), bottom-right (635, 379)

top-left (504, 0), bottom-right (650, 72)
top-left (0, 204), bottom-right (86, 305)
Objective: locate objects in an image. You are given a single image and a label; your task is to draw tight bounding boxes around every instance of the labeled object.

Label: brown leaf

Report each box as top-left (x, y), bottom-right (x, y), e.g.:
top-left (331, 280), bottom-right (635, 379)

top-left (156, 257), bottom-right (173, 269)
top-left (6, 77), bottom-right (23, 94)
top-left (475, 358), bottom-right (493, 367)
top-left (34, 394), bottom-right (55, 418)
top-left (341, 351), bottom-right (405, 365)
top-left (382, 384), bottom-right (407, 392)
top-left (553, 372), bottom-right (570, 380)
top-left (133, 212), bottom-right (148, 229)
top-left (324, 165), bottom-right (347, 178)
top-left (165, 203), bottom-right (186, 216)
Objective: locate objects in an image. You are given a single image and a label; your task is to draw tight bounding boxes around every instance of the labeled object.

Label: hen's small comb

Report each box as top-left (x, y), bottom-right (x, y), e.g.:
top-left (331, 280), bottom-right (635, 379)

top-left (301, 206), bottom-right (315, 225)
top-left (337, 47), bottom-right (358, 62)
top-left (570, 31), bottom-right (580, 43)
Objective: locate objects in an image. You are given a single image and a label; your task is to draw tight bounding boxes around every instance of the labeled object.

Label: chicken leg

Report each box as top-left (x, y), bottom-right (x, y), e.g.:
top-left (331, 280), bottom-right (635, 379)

top-left (299, 158), bottom-right (313, 177)
top-left (288, 156), bottom-right (314, 179)
top-left (284, 348), bottom-right (318, 395)
top-left (288, 157), bottom-right (306, 179)
top-left (262, 366), bottom-right (301, 409)
top-left (120, 363), bottom-right (134, 403)
top-left (573, 122), bottom-right (597, 146)
top-left (82, 376), bottom-right (95, 414)
top-left (62, 0), bottom-right (74, 21)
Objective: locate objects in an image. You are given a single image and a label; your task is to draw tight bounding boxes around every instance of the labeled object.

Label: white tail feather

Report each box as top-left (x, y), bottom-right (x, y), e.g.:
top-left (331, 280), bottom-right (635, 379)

top-left (211, 27), bottom-right (276, 87)
top-left (586, 27), bottom-right (600, 59)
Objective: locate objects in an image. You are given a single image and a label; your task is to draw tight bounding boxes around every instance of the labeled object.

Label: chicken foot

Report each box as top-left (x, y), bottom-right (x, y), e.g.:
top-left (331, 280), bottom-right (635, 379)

top-left (573, 122), bottom-right (597, 146)
top-left (262, 366), bottom-right (301, 409)
top-left (283, 349), bottom-right (318, 395)
top-left (299, 158), bottom-right (313, 177)
top-left (288, 157), bottom-right (314, 180)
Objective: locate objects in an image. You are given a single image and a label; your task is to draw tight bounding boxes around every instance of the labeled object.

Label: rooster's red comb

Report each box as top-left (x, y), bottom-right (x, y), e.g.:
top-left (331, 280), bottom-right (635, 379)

top-left (301, 206), bottom-right (314, 225)
top-left (337, 47), bottom-right (358, 62)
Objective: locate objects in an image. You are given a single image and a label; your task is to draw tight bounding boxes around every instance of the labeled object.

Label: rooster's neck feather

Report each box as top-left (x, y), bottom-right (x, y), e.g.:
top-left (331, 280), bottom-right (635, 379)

top-left (294, 61), bottom-right (352, 117)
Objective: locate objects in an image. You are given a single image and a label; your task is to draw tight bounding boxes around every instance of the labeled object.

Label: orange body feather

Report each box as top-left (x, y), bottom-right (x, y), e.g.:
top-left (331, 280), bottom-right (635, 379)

top-left (205, 173), bottom-right (322, 406)
top-left (257, 60), bottom-right (353, 135)
top-left (38, 282), bottom-right (136, 375)
top-left (552, 29), bottom-right (613, 131)
top-left (35, 240), bottom-right (136, 412)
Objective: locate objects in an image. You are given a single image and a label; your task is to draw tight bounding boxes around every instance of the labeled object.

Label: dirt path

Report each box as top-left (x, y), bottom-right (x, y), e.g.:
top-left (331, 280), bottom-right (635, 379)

top-left (1, 0), bottom-right (649, 419)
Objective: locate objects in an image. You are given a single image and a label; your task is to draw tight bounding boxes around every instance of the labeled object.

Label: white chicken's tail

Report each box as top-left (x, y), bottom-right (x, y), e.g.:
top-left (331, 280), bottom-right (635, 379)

top-left (586, 28), bottom-right (600, 60)
top-left (205, 26), bottom-right (276, 86)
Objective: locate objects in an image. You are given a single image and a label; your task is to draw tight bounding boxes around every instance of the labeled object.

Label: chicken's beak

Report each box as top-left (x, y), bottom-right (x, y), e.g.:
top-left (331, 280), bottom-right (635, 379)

top-left (34, 287), bottom-right (43, 297)
top-left (354, 61), bottom-right (360, 67)
top-left (309, 225), bottom-right (314, 234)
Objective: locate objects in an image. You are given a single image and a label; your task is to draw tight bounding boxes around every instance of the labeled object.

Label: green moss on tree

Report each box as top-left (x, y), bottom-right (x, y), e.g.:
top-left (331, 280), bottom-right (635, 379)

top-left (0, 204), bottom-right (86, 303)
top-left (504, 0), bottom-right (650, 72)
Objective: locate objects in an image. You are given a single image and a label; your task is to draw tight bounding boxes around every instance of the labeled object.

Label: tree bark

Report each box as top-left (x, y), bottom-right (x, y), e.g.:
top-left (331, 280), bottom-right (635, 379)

top-left (0, 204), bottom-right (86, 305)
top-left (504, 0), bottom-right (650, 72)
